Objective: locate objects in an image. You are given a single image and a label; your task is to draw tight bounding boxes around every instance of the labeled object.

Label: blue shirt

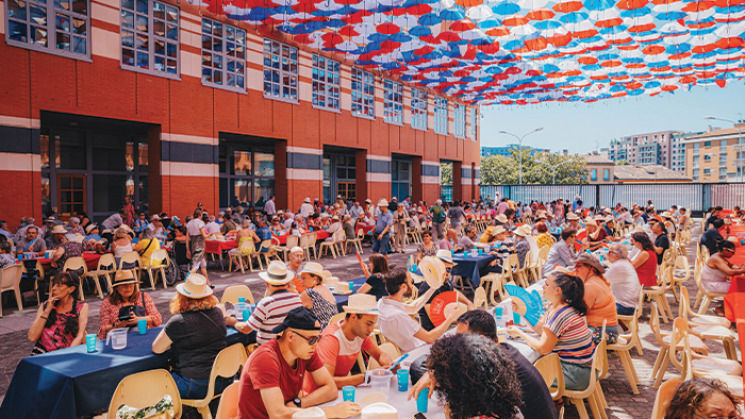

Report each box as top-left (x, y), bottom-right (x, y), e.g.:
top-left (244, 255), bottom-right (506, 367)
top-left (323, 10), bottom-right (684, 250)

top-left (256, 226), bottom-right (272, 242)
top-left (375, 211), bottom-right (393, 235)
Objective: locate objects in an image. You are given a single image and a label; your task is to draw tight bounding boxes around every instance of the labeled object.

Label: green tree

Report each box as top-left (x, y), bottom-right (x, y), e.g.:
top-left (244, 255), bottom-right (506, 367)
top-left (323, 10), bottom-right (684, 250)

top-left (479, 150), bottom-right (586, 185)
top-left (616, 159), bottom-right (629, 166)
top-left (440, 163), bottom-right (452, 185)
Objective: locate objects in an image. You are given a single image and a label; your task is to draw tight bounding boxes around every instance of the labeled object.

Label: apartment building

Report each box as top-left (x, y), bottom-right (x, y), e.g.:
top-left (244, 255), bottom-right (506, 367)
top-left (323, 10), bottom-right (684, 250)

top-left (608, 130), bottom-right (679, 168)
top-left (686, 124), bottom-right (745, 183)
top-left (481, 145), bottom-right (548, 157)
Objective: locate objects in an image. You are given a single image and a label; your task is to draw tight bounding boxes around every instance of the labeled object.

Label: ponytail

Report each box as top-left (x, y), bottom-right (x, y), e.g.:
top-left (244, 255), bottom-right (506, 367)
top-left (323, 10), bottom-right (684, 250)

top-left (552, 273), bottom-right (588, 316)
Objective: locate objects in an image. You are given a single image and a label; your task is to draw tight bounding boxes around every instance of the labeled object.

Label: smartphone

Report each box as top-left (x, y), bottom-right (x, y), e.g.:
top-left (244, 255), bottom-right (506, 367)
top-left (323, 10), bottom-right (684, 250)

top-left (413, 413), bottom-right (428, 419)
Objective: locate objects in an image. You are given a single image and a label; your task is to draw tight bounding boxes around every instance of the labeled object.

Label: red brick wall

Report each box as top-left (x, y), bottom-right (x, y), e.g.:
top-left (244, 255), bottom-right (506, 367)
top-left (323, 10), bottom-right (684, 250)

top-left (0, 170), bottom-right (42, 230)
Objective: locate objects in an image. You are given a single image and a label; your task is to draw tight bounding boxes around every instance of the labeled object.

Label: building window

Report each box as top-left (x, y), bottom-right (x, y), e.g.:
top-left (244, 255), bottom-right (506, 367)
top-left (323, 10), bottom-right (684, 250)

top-left (312, 54), bottom-right (340, 111)
top-left (219, 142), bottom-right (275, 208)
top-left (591, 169), bottom-right (597, 181)
top-left (603, 169), bottom-right (610, 181)
top-left (693, 169), bottom-right (699, 181)
top-left (6, 0), bottom-right (90, 58)
top-left (383, 79), bottom-right (403, 125)
top-left (201, 18), bottom-right (245, 91)
top-left (704, 155), bottom-right (711, 161)
top-left (470, 108), bottom-right (478, 140)
top-left (705, 141), bottom-right (711, 147)
top-left (704, 168), bottom-right (711, 175)
top-left (434, 97), bottom-right (448, 135)
top-left (263, 38), bottom-right (298, 102)
top-left (693, 155), bottom-right (699, 168)
top-left (411, 88), bottom-right (427, 131)
top-left (454, 103), bottom-right (466, 138)
top-left (351, 68), bottom-right (374, 119)
top-left (121, 0), bottom-right (179, 76)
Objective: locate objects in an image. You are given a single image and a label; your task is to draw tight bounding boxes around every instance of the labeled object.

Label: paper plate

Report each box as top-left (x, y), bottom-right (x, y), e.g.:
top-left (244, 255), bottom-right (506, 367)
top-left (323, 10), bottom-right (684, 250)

top-left (428, 291), bottom-right (458, 327)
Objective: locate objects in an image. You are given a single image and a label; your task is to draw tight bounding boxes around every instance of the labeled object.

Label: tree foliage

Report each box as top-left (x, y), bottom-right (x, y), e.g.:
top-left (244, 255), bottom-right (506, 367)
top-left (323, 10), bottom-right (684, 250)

top-left (441, 163), bottom-right (452, 185)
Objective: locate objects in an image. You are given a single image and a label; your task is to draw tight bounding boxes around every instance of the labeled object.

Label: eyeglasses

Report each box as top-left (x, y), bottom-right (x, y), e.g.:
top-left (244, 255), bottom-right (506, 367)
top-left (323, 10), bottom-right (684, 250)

top-left (445, 268), bottom-right (452, 273)
top-left (293, 331), bottom-right (321, 345)
top-left (693, 413), bottom-right (743, 419)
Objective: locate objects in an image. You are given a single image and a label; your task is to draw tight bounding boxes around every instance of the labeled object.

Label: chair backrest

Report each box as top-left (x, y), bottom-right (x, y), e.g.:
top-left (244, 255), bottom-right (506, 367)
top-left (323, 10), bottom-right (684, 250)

top-left (63, 256), bottom-right (87, 274)
top-left (679, 285), bottom-right (692, 320)
top-left (367, 342), bottom-right (400, 370)
top-left (204, 344), bottom-right (248, 402)
top-left (108, 369), bottom-right (182, 419)
top-left (299, 234), bottom-right (313, 248)
top-left (650, 378), bottom-right (682, 419)
top-left (97, 253), bottom-right (116, 270)
top-left (668, 317), bottom-right (689, 373)
top-left (221, 285), bottom-right (255, 305)
top-left (238, 239), bottom-right (256, 253)
top-left (356, 229), bottom-right (364, 240)
top-left (259, 239), bottom-right (272, 253)
top-left (533, 352), bottom-right (564, 401)
top-left (473, 286), bottom-right (487, 309)
top-left (120, 251), bottom-right (140, 267)
top-left (334, 230), bottom-right (346, 243)
top-left (215, 382), bottom-right (240, 419)
top-left (286, 235), bottom-right (299, 249)
top-left (0, 265), bottom-right (23, 289)
top-left (149, 249), bottom-right (169, 266)
top-left (650, 302), bottom-right (665, 346)
top-left (538, 245), bottom-right (550, 264)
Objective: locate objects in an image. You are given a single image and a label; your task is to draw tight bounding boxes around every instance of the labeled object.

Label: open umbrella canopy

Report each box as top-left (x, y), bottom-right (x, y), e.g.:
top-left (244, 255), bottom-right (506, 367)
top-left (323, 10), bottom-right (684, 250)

top-left (194, 0), bottom-right (745, 104)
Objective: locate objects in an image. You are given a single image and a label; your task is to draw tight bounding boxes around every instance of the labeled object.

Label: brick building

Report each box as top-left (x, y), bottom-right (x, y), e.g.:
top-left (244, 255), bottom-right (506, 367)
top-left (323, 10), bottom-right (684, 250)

top-left (0, 0), bottom-right (480, 227)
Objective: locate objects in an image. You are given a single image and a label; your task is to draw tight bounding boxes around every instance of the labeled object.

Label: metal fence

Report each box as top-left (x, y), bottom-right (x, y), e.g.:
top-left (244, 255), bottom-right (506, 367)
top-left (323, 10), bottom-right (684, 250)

top-left (440, 183), bottom-right (745, 215)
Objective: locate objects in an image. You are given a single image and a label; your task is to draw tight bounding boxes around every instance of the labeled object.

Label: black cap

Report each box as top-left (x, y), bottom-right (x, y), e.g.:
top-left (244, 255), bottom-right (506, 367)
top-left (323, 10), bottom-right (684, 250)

top-left (272, 307), bottom-right (321, 334)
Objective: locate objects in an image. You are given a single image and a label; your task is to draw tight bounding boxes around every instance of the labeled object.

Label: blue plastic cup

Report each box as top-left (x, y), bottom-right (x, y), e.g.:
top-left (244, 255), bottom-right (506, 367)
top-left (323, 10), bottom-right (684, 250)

top-left (412, 264), bottom-right (417, 273)
top-left (342, 385), bottom-right (356, 402)
top-left (397, 369), bottom-right (409, 392)
top-left (243, 308), bottom-right (251, 320)
top-left (450, 249), bottom-right (454, 256)
top-left (85, 334), bottom-right (97, 353)
top-left (137, 318), bottom-right (147, 335)
top-left (478, 248), bottom-right (483, 255)
top-left (416, 388), bottom-right (429, 413)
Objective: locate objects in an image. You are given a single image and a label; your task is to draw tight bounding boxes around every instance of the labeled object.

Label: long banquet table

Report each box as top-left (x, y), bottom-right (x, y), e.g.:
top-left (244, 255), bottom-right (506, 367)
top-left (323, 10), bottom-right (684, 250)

top-left (722, 222), bottom-right (745, 391)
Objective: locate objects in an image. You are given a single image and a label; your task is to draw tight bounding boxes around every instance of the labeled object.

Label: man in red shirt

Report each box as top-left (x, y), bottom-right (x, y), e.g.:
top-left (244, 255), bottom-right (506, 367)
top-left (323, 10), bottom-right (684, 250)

top-left (302, 294), bottom-right (393, 394)
top-left (238, 307), bottom-right (359, 419)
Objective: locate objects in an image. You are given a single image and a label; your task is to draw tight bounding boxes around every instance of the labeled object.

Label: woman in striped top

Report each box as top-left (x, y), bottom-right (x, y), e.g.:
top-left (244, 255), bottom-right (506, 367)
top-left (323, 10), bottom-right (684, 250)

top-left (508, 272), bottom-right (596, 391)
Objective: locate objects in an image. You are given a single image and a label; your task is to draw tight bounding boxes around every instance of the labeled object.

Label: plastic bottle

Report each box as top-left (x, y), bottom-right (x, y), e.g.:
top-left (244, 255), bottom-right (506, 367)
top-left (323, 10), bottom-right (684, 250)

top-left (494, 307), bottom-right (506, 328)
top-left (236, 297), bottom-right (246, 321)
top-left (407, 255), bottom-right (413, 272)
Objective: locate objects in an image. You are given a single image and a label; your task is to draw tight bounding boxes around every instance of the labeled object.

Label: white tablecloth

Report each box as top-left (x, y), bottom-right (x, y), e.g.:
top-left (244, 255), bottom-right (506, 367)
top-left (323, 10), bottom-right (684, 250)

top-left (319, 384), bottom-right (448, 419)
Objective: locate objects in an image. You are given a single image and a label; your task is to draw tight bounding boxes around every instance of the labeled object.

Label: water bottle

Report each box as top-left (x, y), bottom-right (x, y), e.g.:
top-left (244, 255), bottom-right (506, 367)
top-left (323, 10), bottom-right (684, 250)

top-left (236, 297), bottom-right (246, 321)
top-left (407, 255), bottom-right (412, 272)
top-left (494, 307), bottom-right (506, 328)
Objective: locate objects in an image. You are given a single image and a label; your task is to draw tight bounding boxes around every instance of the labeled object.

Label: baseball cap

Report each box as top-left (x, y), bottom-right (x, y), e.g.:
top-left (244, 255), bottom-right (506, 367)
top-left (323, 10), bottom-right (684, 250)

top-left (272, 307), bottom-right (321, 334)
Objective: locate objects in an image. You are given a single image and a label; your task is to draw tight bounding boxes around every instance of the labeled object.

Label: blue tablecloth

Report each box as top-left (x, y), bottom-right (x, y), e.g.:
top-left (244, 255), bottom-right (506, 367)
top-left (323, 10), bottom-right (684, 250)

top-left (0, 327), bottom-right (255, 419)
top-left (334, 276), bottom-right (367, 312)
top-left (451, 253), bottom-right (497, 286)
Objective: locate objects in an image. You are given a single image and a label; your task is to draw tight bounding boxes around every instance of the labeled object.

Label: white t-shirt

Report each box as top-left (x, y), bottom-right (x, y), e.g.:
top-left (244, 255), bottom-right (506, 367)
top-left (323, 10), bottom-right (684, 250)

top-left (186, 218), bottom-right (205, 237)
top-left (377, 298), bottom-right (425, 353)
top-left (204, 222), bottom-right (220, 234)
top-left (606, 259), bottom-right (641, 308)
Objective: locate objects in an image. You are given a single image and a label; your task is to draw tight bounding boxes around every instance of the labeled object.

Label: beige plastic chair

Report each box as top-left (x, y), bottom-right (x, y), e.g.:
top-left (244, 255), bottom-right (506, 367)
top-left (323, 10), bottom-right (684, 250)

top-left (318, 230), bottom-right (345, 259)
top-left (533, 353), bottom-right (565, 419)
top-left (473, 286), bottom-right (488, 309)
top-left (514, 252), bottom-right (532, 288)
top-left (228, 240), bottom-right (262, 273)
top-left (63, 256), bottom-right (89, 300)
top-left (669, 255), bottom-right (690, 303)
top-left (615, 290), bottom-right (644, 356)
top-left (299, 233), bottom-right (317, 260)
top-left (695, 260), bottom-right (727, 315)
top-left (564, 321), bottom-right (608, 419)
top-left (679, 285), bottom-right (731, 329)
top-left (85, 253), bottom-right (116, 296)
top-left (142, 249), bottom-right (170, 289)
top-left (668, 317), bottom-right (742, 382)
top-left (345, 228), bottom-right (364, 254)
top-left (221, 284), bottom-right (255, 305)
top-left (118, 250), bottom-right (141, 281)
top-left (214, 381), bottom-right (240, 419)
top-left (0, 265), bottom-right (24, 317)
top-left (258, 239), bottom-right (280, 267)
top-left (605, 295), bottom-right (642, 394)
top-left (367, 342), bottom-right (400, 370)
top-left (650, 378), bottom-right (681, 419)
top-left (108, 369), bottom-right (182, 419)
top-left (643, 266), bottom-right (673, 323)
top-left (649, 303), bottom-right (709, 388)
top-left (183, 343), bottom-right (248, 419)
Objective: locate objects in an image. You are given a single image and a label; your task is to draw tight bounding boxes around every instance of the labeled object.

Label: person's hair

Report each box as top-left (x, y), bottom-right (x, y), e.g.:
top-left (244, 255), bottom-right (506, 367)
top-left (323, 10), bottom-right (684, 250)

top-left (27, 226), bottom-right (39, 234)
top-left (464, 225), bottom-right (475, 234)
top-left (369, 253), bottom-right (389, 275)
top-left (457, 310), bottom-right (497, 340)
top-left (109, 283), bottom-right (141, 305)
top-left (175, 225), bottom-right (187, 236)
top-left (169, 293), bottom-right (218, 314)
top-left (536, 223), bottom-right (548, 233)
top-left (194, 209), bottom-right (203, 218)
top-left (45, 272), bottom-right (82, 335)
top-left (427, 334), bottom-right (522, 419)
top-left (561, 228), bottom-right (577, 241)
top-left (421, 229), bottom-right (432, 238)
top-left (382, 267), bottom-right (408, 295)
top-left (551, 272), bottom-right (588, 316)
top-left (241, 220), bottom-right (251, 229)
top-left (344, 312), bottom-right (364, 320)
top-left (680, 207), bottom-right (687, 213)
top-left (140, 227), bottom-right (154, 240)
top-left (712, 219), bottom-right (725, 229)
top-left (715, 206), bottom-right (723, 212)
top-left (504, 208), bottom-right (515, 218)
top-left (665, 378), bottom-right (742, 419)
top-left (609, 244), bottom-right (628, 259)
top-left (718, 240), bottom-right (736, 252)
top-left (0, 241), bottom-right (11, 253)
top-left (631, 232), bottom-right (655, 251)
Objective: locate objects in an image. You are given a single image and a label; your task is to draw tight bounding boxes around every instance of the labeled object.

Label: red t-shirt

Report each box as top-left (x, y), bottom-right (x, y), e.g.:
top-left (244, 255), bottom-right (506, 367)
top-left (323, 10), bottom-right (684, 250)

top-left (238, 338), bottom-right (324, 419)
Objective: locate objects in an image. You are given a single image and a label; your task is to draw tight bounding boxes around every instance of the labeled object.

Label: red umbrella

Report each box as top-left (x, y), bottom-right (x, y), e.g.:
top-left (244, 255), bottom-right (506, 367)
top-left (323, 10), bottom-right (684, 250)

top-left (376, 22), bottom-right (400, 35)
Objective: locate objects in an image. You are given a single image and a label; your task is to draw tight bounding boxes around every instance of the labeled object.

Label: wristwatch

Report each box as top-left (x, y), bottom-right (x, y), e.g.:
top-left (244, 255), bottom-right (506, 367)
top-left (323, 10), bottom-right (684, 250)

top-left (292, 398), bottom-right (302, 408)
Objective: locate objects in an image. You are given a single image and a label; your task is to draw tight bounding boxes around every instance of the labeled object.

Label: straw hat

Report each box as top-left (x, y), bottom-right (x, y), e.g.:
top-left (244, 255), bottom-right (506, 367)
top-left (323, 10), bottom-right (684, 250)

top-left (492, 226), bottom-right (507, 236)
top-left (259, 261), bottom-right (294, 285)
top-left (566, 213), bottom-right (579, 221)
top-left (292, 407), bottom-right (326, 419)
top-left (85, 223), bottom-right (98, 234)
top-left (378, 199), bottom-right (389, 207)
top-left (304, 197), bottom-right (311, 203)
top-left (343, 294), bottom-right (379, 315)
top-left (300, 262), bottom-right (328, 282)
top-left (584, 219), bottom-right (598, 227)
top-left (537, 212), bottom-right (547, 220)
top-left (419, 256), bottom-right (447, 289)
top-left (513, 225), bottom-right (531, 237)
top-left (51, 225), bottom-right (67, 234)
top-left (495, 214), bottom-right (508, 223)
top-left (176, 273), bottom-right (213, 299)
top-left (111, 270), bottom-right (140, 287)
top-left (661, 211), bottom-right (673, 219)
top-left (435, 249), bottom-right (456, 266)
top-left (573, 253), bottom-right (606, 274)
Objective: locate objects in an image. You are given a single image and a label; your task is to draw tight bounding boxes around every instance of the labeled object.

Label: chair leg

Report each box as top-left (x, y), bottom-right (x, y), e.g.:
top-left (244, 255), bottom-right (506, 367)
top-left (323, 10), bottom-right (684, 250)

top-left (159, 268), bottom-right (168, 288)
top-left (653, 356), bottom-right (670, 388)
top-left (698, 296), bottom-right (712, 314)
top-left (147, 270), bottom-right (157, 289)
top-left (694, 293), bottom-right (702, 309)
top-left (14, 288), bottom-right (24, 311)
top-left (655, 296), bottom-right (669, 323)
top-left (617, 350), bottom-right (639, 394)
top-left (587, 393), bottom-right (603, 419)
top-left (650, 347), bottom-right (668, 380)
top-left (93, 275), bottom-right (104, 299)
top-left (570, 398), bottom-right (590, 419)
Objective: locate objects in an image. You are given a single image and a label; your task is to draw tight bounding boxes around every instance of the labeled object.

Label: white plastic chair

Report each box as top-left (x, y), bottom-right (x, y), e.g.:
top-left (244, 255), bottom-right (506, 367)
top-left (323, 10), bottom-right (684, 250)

top-left (0, 265), bottom-right (24, 317)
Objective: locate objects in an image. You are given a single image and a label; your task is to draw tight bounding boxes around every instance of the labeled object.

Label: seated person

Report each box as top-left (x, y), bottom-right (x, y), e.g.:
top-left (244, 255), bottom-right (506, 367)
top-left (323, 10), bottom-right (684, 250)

top-left (701, 241), bottom-right (745, 296)
top-left (573, 253), bottom-right (619, 343)
top-left (543, 229), bottom-right (577, 277)
top-left (28, 271), bottom-right (89, 355)
top-left (16, 225), bottom-right (46, 256)
top-left (665, 378), bottom-right (742, 419)
top-left (700, 218), bottom-right (728, 256)
top-left (605, 244), bottom-right (641, 316)
top-left (438, 229), bottom-right (458, 251)
top-left (238, 307), bottom-right (360, 419)
top-left (152, 274), bottom-right (227, 399)
top-left (302, 294), bottom-right (393, 393)
top-left (357, 253), bottom-right (389, 300)
top-left (488, 226), bottom-right (513, 261)
top-left (83, 224), bottom-right (102, 250)
top-left (584, 219), bottom-right (608, 251)
top-left (299, 263), bottom-right (338, 330)
top-left (418, 250), bottom-right (474, 331)
top-left (535, 222), bottom-right (554, 250)
top-left (416, 230), bottom-right (438, 263)
top-left (98, 271), bottom-right (162, 339)
top-left (133, 228), bottom-right (161, 267)
top-left (48, 225), bottom-right (83, 276)
top-left (0, 241), bottom-right (15, 268)
top-left (458, 225), bottom-right (489, 251)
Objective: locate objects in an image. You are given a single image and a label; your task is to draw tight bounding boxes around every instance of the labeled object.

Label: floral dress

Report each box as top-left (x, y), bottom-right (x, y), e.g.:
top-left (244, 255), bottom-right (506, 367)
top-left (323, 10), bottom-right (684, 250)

top-left (32, 300), bottom-right (85, 355)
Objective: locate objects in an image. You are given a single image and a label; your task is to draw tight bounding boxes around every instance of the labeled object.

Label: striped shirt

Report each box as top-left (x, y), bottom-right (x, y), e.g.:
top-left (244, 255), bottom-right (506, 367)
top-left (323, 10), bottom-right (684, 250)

top-left (246, 289), bottom-right (303, 345)
top-left (545, 305), bottom-right (595, 365)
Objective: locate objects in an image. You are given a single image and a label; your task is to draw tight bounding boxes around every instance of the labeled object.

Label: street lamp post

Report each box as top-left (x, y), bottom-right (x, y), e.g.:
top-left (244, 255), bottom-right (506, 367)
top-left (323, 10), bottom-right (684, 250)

top-left (705, 116), bottom-right (744, 182)
top-left (499, 127), bottom-right (543, 184)
top-left (534, 158), bottom-right (572, 184)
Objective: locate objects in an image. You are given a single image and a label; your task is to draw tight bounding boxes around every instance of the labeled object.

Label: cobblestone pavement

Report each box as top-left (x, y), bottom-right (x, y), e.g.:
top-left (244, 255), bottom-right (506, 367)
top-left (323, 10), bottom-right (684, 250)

top-left (0, 225), bottom-right (737, 418)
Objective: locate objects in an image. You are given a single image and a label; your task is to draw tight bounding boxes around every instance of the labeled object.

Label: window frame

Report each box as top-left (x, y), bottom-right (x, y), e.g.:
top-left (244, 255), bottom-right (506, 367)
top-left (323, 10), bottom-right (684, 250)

top-left (351, 68), bottom-right (375, 120)
top-left (410, 88), bottom-right (427, 131)
top-left (383, 78), bottom-right (403, 126)
top-left (120, 0), bottom-right (181, 79)
top-left (434, 96), bottom-right (448, 135)
top-left (311, 53), bottom-right (341, 112)
top-left (5, 0), bottom-right (92, 60)
top-left (454, 103), bottom-right (466, 139)
top-left (200, 17), bottom-right (247, 93)
top-left (262, 38), bottom-right (299, 104)
top-left (469, 107), bottom-right (478, 141)
top-left (591, 169), bottom-right (597, 181)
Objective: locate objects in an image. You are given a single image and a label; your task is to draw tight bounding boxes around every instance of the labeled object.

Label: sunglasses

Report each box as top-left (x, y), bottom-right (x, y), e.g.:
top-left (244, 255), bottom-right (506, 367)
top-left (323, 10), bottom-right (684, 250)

top-left (293, 331), bottom-right (321, 345)
top-left (445, 267), bottom-right (452, 273)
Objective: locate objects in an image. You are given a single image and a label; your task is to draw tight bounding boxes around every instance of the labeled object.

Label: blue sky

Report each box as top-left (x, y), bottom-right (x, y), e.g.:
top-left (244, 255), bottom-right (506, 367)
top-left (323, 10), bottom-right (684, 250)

top-left (479, 82), bottom-right (745, 155)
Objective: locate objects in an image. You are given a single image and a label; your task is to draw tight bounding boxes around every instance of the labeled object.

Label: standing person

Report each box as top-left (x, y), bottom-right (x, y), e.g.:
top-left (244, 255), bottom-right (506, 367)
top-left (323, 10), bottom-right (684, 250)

top-left (299, 197), bottom-right (315, 219)
top-left (298, 263), bottom-right (338, 329)
top-left (447, 201), bottom-right (466, 235)
top-left (101, 209), bottom-right (126, 232)
top-left (429, 199), bottom-right (447, 241)
top-left (122, 196), bottom-right (136, 227)
top-left (186, 209), bottom-right (211, 287)
top-left (97, 270), bottom-right (162, 339)
top-left (392, 203), bottom-right (409, 253)
top-left (372, 199), bottom-right (393, 256)
top-left (28, 272), bottom-right (89, 355)
top-left (264, 195), bottom-right (276, 217)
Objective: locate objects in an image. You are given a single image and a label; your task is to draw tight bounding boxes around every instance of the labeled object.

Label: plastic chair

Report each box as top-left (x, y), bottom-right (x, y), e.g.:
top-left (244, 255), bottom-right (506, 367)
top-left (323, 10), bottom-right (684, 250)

top-left (649, 303), bottom-right (709, 388)
top-left (473, 286), bottom-right (488, 309)
top-left (258, 239), bottom-right (280, 267)
top-left (108, 369), bottom-right (182, 419)
top-left (679, 285), bottom-right (731, 329)
top-left (0, 265), bottom-right (24, 317)
top-left (142, 249), bottom-right (170, 289)
top-left (299, 233), bottom-right (317, 260)
top-left (345, 229), bottom-right (364, 254)
top-left (63, 256), bottom-right (89, 300)
top-left (533, 353), bottom-right (565, 419)
top-left (367, 342), bottom-right (400, 370)
top-left (650, 378), bottom-right (681, 419)
top-left (668, 317), bottom-right (742, 382)
top-left (118, 251), bottom-right (141, 281)
top-left (564, 321), bottom-right (608, 419)
top-left (221, 284), bottom-right (255, 305)
top-left (85, 253), bottom-right (116, 296)
top-left (182, 343), bottom-right (248, 419)
top-left (669, 255), bottom-right (690, 303)
top-left (228, 240), bottom-right (262, 273)
top-left (604, 308), bottom-right (641, 394)
top-left (695, 260), bottom-right (727, 315)
top-left (214, 381), bottom-right (239, 419)
top-left (643, 266), bottom-right (674, 323)
top-left (615, 290), bottom-right (644, 356)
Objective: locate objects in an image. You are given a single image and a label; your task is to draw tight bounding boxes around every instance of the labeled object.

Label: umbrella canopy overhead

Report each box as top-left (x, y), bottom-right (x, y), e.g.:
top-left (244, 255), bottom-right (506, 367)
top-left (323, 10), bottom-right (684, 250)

top-left (191, 0), bottom-right (745, 104)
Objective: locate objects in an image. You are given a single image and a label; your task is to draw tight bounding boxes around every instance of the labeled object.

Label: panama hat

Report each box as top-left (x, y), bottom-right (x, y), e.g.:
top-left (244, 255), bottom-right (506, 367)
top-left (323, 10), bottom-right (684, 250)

top-left (259, 261), bottom-right (294, 285)
top-left (85, 223), bottom-right (98, 234)
top-left (584, 219), bottom-right (598, 227)
top-left (566, 213), bottom-right (580, 220)
top-left (111, 270), bottom-right (140, 287)
top-left (419, 256), bottom-right (447, 289)
top-left (492, 226), bottom-right (507, 236)
top-left (435, 249), bottom-right (456, 266)
top-left (343, 294), bottom-right (379, 315)
top-left (495, 214), bottom-right (508, 223)
top-left (661, 211), bottom-right (673, 219)
top-left (573, 252), bottom-right (606, 274)
top-left (378, 199), bottom-right (389, 207)
top-left (514, 225), bottom-right (532, 237)
top-left (176, 273), bottom-right (213, 299)
top-left (304, 197), bottom-right (311, 203)
top-left (51, 225), bottom-right (67, 234)
top-left (300, 262), bottom-right (328, 282)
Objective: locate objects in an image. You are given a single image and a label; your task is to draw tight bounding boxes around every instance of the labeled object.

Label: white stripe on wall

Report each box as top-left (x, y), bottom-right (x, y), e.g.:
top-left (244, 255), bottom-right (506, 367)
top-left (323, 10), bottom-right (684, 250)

top-left (422, 175), bottom-right (440, 185)
top-left (287, 168), bottom-right (323, 181)
top-left (160, 161), bottom-right (217, 177)
top-left (287, 146), bottom-right (322, 155)
top-left (0, 153), bottom-right (41, 171)
top-left (0, 115), bottom-right (40, 129)
top-left (161, 133), bottom-right (218, 146)
top-left (367, 154), bottom-right (392, 162)
top-left (366, 173), bottom-right (391, 182)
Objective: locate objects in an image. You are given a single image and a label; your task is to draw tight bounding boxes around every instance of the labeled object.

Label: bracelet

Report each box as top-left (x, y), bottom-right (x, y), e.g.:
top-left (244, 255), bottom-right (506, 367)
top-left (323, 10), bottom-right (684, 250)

top-left (40, 316), bottom-right (48, 320)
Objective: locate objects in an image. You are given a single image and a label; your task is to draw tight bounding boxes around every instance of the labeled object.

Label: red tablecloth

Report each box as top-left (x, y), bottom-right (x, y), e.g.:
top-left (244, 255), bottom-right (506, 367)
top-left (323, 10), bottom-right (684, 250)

top-left (275, 231), bottom-right (330, 245)
top-left (724, 241), bottom-right (745, 392)
top-left (23, 252), bottom-right (102, 270)
top-left (205, 240), bottom-right (238, 255)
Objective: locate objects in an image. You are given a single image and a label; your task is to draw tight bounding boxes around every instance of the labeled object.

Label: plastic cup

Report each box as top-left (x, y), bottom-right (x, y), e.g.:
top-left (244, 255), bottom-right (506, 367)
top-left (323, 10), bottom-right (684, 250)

top-left (342, 385), bottom-right (356, 402)
top-left (416, 388), bottom-right (429, 413)
top-left (397, 369), bottom-right (409, 392)
top-left (242, 308), bottom-right (251, 320)
top-left (412, 264), bottom-right (417, 273)
top-left (450, 249), bottom-right (454, 256)
top-left (85, 334), bottom-right (97, 353)
top-left (137, 318), bottom-right (147, 335)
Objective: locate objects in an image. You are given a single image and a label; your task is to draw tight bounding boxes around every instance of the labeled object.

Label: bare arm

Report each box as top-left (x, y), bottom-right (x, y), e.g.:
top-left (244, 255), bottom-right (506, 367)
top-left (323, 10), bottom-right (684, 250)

top-left (711, 257), bottom-right (745, 276)
top-left (507, 327), bottom-right (559, 355)
top-left (151, 328), bottom-right (173, 354)
top-left (28, 302), bottom-right (54, 342)
top-left (299, 292), bottom-right (313, 309)
top-left (631, 250), bottom-right (649, 269)
top-left (413, 310), bottom-right (459, 344)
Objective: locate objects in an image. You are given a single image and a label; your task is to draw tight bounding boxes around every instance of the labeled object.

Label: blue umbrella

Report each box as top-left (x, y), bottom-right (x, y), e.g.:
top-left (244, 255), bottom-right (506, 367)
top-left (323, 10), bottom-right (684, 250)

top-left (666, 43), bottom-right (691, 54)
top-left (419, 13), bottom-right (442, 26)
top-left (534, 20), bottom-right (563, 30)
top-left (560, 12), bottom-right (589, 24)
top-left (439, 8), bottom-right (465, 21)
top-left (492, 2), bottom-right (520, 15)
top-left (620, 7), bottom-right (650, 18)
top-left (409, 25), bottom-right (432, 36)
top-left (655, 11), bottom-right (687, 20)
top-left (584, 0), bottom-right (616, 11)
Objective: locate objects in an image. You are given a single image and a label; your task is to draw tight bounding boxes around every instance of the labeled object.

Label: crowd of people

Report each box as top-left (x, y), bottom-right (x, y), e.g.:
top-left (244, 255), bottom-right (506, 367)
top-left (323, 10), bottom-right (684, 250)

top-left (3, 192), bottom-right (743, 418)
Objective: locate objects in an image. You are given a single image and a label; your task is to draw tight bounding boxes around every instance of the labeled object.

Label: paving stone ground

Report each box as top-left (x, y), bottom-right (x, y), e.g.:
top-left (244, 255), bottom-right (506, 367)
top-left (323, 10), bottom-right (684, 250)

top-left (0, 222), bottom-right (736, 418)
